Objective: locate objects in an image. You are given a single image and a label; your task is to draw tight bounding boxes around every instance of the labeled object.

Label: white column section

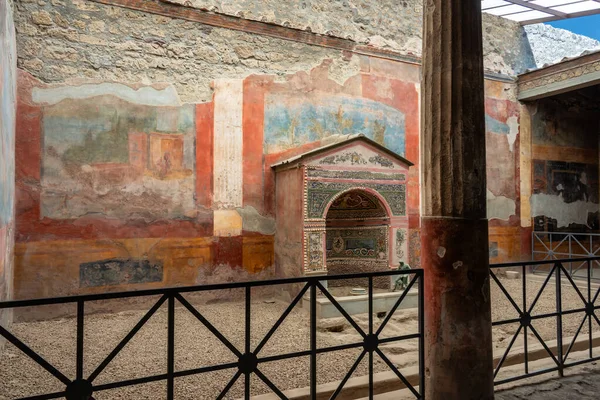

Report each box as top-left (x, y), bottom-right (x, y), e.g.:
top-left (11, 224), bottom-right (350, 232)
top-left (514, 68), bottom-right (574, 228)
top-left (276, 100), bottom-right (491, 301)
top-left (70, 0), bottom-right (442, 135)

top-left (213, 79), bottom-right (244, 237)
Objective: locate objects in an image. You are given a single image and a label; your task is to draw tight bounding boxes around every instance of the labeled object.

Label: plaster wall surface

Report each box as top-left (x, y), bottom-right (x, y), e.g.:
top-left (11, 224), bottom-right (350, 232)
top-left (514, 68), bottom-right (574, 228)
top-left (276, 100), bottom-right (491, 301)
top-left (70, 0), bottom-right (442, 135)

top-left (274, 168), bottom-right (304, 278)
top-left (0, 0), bottom-right (17, 333)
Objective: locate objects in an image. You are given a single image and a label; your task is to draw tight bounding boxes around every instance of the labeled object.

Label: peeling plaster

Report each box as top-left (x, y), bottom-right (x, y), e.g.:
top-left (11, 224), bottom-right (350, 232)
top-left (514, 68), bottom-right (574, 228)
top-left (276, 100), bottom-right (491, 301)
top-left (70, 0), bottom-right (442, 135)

top-left (32, 83), bottom-right (181, 106)
top-left (531, 193), bottom-right (599, 228)
top-left (437, 247), bottom-right (446, 258)
top-left (237, 206), bottom-right (276, 235)
top-left (327, 57), bottom-right (361, 86)
top-left (487, 189), bottom-right (516, 221)
top-left (507, 115), bottom-right (519, 152)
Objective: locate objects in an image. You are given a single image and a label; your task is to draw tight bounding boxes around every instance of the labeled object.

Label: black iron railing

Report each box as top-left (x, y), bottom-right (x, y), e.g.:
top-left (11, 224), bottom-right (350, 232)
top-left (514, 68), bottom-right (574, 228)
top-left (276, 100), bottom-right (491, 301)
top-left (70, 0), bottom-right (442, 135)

top-left (0, 269), bottom-right (424, 400)
top-left (491, 257), bottom-right (600, 385)
top-left (532, 231), bottom-right (600, 279)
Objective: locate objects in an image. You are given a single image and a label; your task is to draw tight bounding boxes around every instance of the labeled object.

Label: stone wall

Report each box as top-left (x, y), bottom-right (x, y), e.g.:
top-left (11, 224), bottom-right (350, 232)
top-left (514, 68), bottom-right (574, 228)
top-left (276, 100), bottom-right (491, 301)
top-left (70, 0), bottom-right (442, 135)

top-left (524, 24), bottom-right (600, 68)
top-left (14, 0), bottom-right (355, 103)
top-left (0, 0), bottom-right (17, 336)
top-left (167, 0), bottom-right (536, 75)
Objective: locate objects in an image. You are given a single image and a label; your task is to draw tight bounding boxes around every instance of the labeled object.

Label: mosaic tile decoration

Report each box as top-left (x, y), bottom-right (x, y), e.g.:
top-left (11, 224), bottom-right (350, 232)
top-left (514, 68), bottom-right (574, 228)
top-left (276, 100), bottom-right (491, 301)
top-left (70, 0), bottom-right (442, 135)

top-left (305, 230), bottom-right (324, 270)
top-left (319, 151), bottom-right (367, 166)
top-left (396, 229), bottom-right (406, 260)
top-left (326, 226), bottom-right (387, 261)
top-left (327, 190), bottom-right (388, 220)
top-left (306, 181), bottom-right (406, 219)
top-left (306, 169), bottom-right (405, 181)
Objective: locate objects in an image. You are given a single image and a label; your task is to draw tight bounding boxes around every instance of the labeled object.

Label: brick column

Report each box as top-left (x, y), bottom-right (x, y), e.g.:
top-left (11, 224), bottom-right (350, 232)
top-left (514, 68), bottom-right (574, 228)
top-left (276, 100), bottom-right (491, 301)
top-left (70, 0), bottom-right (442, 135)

top-left (420, 1), bottom-right (494, 399)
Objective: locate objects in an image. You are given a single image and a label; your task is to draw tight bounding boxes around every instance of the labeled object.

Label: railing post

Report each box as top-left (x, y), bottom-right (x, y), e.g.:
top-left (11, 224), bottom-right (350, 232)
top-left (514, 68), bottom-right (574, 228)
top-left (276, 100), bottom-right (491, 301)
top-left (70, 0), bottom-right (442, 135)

top-left (76, 300), bottom-right (84, 381)
top-left (245, 286), bottom-right (251, 400)
top-left (588, 260), bottom-right (593, 359)
top-left (555, 263), bottom-right (563, 377)
top-left (167, 294), bottom-right (175, 400)
top-left (569, 234), bottom-right (573, 274)
top-left (522, 265), bottom-right (529, 375)
top-left (531, 232), bottom-right (536, 262)
top-left (418, 270), bottom-right (425, 399)
top-left (368, 276), bottom-right (373, 400)
top-left (310, 281), bottom-right (317, 400)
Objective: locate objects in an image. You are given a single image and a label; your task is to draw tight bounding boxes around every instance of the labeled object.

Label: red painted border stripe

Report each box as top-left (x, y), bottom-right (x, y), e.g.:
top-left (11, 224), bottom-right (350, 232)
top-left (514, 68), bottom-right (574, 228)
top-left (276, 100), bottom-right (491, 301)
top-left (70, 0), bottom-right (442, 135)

top-left (242, 77), bottom-right (266, 213)
top-left (195, 102), bottom-right (214, 209)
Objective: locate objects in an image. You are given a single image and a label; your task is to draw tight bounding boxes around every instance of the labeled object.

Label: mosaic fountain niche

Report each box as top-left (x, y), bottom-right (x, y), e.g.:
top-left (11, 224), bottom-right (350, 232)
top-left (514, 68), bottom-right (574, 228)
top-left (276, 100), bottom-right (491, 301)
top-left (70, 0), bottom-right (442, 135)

top-left (325, 189), bottom-right (390, 288)
top-left (272, 136), bottom-right (416, 318)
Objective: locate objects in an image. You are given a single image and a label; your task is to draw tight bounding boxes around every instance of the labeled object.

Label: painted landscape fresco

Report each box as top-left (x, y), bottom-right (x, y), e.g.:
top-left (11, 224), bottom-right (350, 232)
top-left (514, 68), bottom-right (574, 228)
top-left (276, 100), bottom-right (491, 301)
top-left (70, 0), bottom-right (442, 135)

top-left (40, 96), bottom-right (195, 220)
top-left (264, 93), bottom-right (406, 155)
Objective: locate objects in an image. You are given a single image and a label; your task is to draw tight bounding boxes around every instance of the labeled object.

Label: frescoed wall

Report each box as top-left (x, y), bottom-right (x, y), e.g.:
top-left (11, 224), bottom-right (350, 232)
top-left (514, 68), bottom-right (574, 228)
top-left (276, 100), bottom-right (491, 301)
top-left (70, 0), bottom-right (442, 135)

top-left (13, 62), bottom-right (528, 304)
top-left (40, 96), bottom-right (195, 220)
top-left (8, 0), bottom-right (531, 309)
top-left (264, 93), bottom-right (406, 156)
top-left (530, 91), bottom-right (600, 233)
top-left (0, 0), bottom-right (17, 332)
top-left (484, 80), bottom-right (522, 263)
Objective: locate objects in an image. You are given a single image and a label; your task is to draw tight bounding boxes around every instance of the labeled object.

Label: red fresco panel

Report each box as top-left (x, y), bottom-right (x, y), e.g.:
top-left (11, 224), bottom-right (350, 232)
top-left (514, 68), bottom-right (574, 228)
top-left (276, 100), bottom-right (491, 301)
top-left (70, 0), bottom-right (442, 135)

top-left (243, 77), bottom-right (266, 213)
top-left (196, 102), bottom-right (214, 209)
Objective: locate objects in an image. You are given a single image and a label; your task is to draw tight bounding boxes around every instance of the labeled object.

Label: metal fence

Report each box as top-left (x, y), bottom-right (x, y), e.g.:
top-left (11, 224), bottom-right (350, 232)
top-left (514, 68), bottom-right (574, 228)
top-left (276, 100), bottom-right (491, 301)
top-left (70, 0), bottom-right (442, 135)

top-left (0, 269), bottom-right (424, 400)
top-left (532, 231), bottom-right (600, 278)
top-left (491, 257), bottom-right (600, 385)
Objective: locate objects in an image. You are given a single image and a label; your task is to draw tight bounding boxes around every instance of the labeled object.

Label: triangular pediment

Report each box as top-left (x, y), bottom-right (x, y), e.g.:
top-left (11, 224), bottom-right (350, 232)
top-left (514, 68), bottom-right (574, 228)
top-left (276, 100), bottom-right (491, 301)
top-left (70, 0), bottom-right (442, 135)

top-left (271, 135), bottom-right (412, 171)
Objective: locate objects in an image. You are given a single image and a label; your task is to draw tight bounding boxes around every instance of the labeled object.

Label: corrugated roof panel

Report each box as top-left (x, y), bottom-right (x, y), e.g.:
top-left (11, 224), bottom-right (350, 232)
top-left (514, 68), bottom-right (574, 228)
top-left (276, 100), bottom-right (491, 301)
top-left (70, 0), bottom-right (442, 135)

top-left (482, 0), bottom-right (600, 24)
top-left (503, 9), bottom-right (554, 21)
top-left (554, 1), bottom-right (600, 13)
top-left (531, 0), bottom-right (580, 7)
top-left (486, 4), bottom-right (532, 15)
top-left (481, 0), bottom-right (512, 10)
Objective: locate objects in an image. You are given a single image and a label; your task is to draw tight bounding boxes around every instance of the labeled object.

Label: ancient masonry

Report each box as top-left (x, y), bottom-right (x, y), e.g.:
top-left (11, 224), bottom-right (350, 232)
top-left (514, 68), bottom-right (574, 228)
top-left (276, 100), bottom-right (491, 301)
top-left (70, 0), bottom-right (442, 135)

top-left (0, 0), bottom-right (596, 305)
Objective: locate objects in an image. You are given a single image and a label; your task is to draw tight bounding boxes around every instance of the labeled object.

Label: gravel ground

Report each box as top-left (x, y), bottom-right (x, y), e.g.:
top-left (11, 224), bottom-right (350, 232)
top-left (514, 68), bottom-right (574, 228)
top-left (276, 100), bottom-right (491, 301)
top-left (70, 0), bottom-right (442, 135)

top-left (491, 274), bottom-right (599, 346)
top-left (0, 293), bottom-right (418, 399)
top-left (0, 275), bottom-right (596, 399)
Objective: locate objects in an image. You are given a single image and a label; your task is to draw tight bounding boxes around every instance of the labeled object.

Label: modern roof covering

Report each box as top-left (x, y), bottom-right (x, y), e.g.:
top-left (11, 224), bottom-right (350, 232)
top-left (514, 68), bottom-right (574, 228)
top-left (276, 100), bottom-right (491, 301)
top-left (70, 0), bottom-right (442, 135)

top-left (482, 0), bottom-right (600, 25)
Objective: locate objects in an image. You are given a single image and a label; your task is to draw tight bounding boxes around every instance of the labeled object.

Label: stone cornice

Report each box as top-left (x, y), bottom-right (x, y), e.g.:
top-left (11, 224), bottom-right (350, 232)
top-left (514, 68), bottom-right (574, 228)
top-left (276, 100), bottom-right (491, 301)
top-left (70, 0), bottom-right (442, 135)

top-left (517, 51), bottom-right (600, 100)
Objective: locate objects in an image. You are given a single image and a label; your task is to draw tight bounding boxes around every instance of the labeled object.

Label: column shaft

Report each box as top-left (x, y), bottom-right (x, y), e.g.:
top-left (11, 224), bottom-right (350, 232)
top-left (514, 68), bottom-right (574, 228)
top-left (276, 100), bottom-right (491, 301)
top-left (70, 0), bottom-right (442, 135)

top-left (420, 1), bottom-right (494, 398)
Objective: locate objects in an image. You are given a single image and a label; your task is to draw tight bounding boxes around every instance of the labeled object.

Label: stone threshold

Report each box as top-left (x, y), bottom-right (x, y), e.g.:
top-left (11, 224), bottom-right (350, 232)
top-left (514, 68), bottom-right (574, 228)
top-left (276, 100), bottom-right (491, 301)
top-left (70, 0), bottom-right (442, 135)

top-left (302, 290), bottom-right (419, 319)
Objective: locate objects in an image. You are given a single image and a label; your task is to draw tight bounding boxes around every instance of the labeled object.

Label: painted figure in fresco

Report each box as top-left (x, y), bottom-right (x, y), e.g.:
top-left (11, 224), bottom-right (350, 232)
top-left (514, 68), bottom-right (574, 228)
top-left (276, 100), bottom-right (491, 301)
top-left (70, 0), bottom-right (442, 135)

top-left (555, 171), bottom-right (589, 204)
top-left (159, 151), bottom-right (172, 178)
top-left (393, 261), bottom-right (411, 291)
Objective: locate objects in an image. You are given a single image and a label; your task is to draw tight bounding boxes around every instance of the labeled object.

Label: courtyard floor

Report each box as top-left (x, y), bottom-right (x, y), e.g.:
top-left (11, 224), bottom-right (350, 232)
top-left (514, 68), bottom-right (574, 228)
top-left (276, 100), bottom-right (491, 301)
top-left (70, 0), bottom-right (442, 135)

top-left (495, 362), bottom-right (600, 399)
top-left (0, 274), bottom-right (598, 399)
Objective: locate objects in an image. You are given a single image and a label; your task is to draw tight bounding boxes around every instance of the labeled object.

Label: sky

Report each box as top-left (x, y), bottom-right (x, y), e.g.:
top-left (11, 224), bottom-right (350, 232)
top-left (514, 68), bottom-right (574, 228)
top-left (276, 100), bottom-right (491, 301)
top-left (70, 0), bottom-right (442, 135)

top-left (548, 14), bottom-right (600, 41)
